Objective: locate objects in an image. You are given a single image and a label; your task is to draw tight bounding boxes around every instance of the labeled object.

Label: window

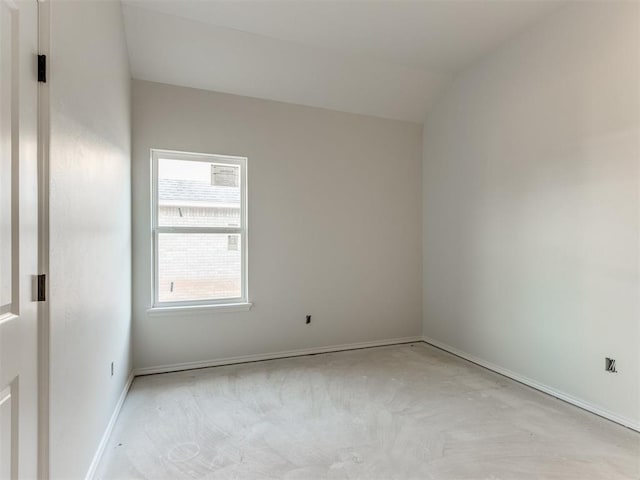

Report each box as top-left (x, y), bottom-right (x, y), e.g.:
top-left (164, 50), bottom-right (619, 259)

top-left (151, 149), bottom-right (248, 308)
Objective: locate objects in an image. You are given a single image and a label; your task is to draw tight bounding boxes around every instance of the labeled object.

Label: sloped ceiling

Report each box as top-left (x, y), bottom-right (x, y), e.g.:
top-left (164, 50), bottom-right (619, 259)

top-left (122, 0), bottom-right (564, 122)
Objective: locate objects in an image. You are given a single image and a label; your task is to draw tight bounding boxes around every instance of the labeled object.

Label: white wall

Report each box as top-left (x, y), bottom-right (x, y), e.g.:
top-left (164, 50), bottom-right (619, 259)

top-left (132, 80), bottom-right (423, 370)
top-left (48, 1), bottom-right (132, 478)
top-left (422, 2), bottom-right (639, 428)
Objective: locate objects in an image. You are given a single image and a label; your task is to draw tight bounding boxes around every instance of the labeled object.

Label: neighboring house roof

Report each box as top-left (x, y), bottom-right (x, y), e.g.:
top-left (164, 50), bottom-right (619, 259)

top-left (158, 179), bottom-right (240, 208)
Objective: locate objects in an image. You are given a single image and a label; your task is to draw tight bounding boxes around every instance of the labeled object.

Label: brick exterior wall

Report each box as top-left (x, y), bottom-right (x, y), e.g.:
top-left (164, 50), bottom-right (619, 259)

top-left (158, 205), bottom-right (241, 302)
top-left (159, 206), bottom-right (240, 228)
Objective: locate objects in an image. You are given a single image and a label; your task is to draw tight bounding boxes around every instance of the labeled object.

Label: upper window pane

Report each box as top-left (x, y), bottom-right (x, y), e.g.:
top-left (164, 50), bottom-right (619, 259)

top-left (158, 158), bottom-right (241, 228)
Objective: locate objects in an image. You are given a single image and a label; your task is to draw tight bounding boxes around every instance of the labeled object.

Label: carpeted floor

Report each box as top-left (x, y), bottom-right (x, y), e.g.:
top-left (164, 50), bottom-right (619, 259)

top-left (96, 343), bottom-right (640, 479)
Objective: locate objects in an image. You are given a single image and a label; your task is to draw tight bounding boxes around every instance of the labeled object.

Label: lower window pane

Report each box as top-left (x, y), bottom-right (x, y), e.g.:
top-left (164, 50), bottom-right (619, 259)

top-left (158, 233), bottom-right (241, 303)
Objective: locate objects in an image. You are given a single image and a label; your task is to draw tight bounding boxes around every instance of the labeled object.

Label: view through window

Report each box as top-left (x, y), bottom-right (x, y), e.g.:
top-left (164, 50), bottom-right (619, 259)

top-left (152, 150), bottom-right (247, 306)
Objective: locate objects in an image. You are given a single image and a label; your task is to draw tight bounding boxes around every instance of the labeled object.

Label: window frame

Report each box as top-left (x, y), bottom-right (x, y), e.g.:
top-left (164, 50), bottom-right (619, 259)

top-left (150, 149), bottom-right (248, 309)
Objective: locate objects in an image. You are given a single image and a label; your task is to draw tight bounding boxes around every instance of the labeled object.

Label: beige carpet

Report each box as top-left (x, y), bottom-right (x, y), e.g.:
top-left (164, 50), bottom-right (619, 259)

top-left (96, 343), bottom-right (640, 479)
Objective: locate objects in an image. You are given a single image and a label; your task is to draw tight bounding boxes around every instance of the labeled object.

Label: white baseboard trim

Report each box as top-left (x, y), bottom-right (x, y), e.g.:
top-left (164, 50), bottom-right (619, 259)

top-left (85, 372), bottom-right (135, 480)
top-left (422, 336), bottom-right (640, 433)
top-left (133, 336), bottom-right (424, 376)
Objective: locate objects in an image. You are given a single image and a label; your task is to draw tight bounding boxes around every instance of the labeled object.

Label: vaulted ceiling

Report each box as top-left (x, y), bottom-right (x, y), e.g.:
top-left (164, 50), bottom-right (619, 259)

top-left (122, 0), bottom-right (564, 122)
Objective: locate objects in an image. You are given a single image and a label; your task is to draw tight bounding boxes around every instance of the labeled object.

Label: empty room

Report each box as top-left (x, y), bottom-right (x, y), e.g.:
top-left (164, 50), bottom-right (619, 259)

top-left (0, 0), bottom-right (639, 479)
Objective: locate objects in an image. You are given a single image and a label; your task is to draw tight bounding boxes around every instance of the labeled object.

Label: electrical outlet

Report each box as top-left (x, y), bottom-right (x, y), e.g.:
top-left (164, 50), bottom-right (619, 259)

top-left (111, 361), bottom-right (114, 377)
top-left (306, 315), bottom-right (311, 324)
top-left (605, 357), bottom-right (617, 373)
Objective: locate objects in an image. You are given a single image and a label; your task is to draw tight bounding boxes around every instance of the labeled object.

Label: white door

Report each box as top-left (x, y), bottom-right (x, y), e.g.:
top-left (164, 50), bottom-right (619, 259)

top-left (0, 0), bottom-right (39, 478)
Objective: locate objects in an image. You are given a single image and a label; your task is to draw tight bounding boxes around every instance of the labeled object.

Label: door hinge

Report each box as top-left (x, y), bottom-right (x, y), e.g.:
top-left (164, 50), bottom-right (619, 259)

top-left (38, 55), bottom-right (46, 83)
top-left (37, 274), bottom-right (46, 302)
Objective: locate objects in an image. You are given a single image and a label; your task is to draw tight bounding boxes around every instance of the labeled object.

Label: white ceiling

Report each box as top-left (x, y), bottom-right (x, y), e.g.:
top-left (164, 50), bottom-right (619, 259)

top-left (122, 0), bottom-right (564, 122)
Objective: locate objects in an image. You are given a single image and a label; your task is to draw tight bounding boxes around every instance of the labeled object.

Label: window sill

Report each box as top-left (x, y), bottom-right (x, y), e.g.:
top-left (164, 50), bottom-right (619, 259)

top-left (147, 302), bottom-right (252, 316)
